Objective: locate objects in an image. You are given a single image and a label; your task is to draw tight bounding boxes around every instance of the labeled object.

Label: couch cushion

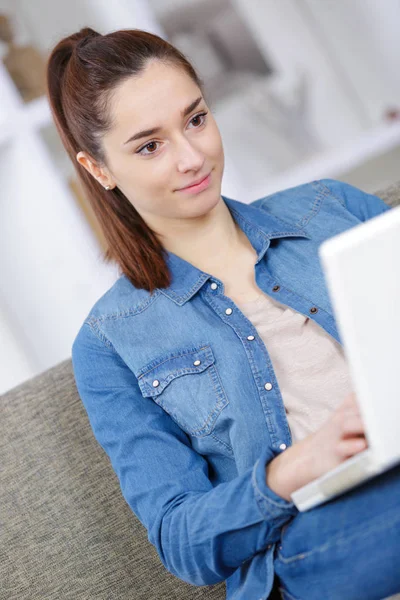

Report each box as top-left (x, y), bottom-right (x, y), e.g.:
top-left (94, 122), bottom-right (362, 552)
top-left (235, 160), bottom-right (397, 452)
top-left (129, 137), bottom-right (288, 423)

top-left (373, 181), bottom-right (400, 207)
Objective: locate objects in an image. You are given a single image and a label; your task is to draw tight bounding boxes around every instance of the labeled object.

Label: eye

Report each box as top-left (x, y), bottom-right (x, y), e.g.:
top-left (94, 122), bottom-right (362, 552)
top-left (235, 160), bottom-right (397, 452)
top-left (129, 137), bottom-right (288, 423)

top-left (188, 110), bottom-right (208, 129)
top-left (135, 111), bottom-right (208, 156)
top-left (136, 140), bottom-right (160, 157)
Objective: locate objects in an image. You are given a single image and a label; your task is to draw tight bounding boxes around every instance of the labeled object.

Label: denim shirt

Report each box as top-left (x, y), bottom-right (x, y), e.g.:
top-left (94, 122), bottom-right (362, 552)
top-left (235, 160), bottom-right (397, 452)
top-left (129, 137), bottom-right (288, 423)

top-left (71, 178), bottom-right (391, 600)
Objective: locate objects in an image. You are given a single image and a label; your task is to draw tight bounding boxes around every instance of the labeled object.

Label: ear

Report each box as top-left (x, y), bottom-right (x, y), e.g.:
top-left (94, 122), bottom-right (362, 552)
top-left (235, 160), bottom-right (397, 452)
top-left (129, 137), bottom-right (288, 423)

top-left (76, 151), bottom-right (114, 189)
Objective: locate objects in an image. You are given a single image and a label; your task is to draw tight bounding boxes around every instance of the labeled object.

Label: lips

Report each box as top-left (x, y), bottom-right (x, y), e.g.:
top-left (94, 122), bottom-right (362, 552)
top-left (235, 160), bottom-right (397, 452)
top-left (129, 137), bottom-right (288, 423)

top-left (178, 172), bottom-right (210, 190)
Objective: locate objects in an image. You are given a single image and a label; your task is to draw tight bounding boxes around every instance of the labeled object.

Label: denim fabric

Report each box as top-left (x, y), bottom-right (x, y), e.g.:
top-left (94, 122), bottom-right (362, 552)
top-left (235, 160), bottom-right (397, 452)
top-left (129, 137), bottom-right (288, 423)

top-left (275, 461), bottom-right (400, 600)
top-left (72, 179), bottom-right (394, 600)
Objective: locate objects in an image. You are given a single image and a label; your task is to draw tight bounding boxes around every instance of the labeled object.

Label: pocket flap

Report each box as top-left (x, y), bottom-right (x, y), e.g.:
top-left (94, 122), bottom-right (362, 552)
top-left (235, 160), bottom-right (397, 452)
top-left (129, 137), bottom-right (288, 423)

top-left (137, 344), bottom-right (215, 398)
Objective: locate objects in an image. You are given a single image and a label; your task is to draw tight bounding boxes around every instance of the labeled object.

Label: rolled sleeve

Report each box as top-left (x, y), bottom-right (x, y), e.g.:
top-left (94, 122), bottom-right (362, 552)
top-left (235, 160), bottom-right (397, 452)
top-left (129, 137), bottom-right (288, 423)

top-left (252, 445), bottom-right (299, 531)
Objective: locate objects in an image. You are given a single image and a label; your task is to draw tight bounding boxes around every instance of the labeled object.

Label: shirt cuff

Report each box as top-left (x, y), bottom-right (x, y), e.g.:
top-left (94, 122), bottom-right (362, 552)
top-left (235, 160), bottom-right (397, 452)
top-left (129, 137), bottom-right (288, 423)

top-left (252, 445), bottom-right (299, 527)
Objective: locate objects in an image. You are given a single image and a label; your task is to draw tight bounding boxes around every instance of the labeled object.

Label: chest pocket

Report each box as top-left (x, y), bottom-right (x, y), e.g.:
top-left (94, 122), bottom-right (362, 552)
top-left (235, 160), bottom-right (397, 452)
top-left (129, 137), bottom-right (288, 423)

top-left (137, 343), bottom-right (229, 437)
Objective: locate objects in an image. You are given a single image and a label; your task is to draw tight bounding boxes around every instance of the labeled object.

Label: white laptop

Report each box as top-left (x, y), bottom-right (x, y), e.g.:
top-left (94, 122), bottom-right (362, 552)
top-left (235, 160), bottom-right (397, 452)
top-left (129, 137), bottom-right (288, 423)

top-left (291, 202), bottom-right (400, 512)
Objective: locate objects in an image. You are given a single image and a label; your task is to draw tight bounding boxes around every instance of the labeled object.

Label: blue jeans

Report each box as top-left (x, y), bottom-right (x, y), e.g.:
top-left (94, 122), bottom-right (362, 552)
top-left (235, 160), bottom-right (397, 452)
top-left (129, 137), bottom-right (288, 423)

top-left (273, 462), bottom-right (400, 600)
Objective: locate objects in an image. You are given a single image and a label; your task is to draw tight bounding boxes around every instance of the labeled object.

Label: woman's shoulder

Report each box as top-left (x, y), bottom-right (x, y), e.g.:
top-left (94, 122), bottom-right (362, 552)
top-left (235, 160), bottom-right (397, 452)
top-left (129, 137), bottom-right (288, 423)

top-left (82, 273), bottom-right (157, 320)
top-left (250, 178), bottom-right (350, 211)
top-left (72, 274), bottom-right (158, 352)
top-left (251, 178), bottom-right (391, 225)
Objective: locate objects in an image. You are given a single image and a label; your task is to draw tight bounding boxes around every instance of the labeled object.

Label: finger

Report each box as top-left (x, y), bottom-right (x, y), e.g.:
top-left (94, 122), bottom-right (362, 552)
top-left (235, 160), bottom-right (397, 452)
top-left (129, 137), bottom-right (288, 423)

top-left (339, 399), bottom-right (362, 419)
top-left (341, 406), bottom-right (362, 420)
top-left (342, 391), bottom-right (356, 404)
top-left (336, 437), bottom-right (368, 458)
top-left (341, 415), bottom-right (366, 437)
top-left (341, 391), bottom-right (360, 409)
top-left (337, 394), bottom-right (357, 413)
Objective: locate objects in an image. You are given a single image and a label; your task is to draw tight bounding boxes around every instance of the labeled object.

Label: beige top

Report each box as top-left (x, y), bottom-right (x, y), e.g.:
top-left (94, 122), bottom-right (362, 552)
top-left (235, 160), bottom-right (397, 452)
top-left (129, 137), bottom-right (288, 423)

top-left (235, 291), bottom-right (354, 443)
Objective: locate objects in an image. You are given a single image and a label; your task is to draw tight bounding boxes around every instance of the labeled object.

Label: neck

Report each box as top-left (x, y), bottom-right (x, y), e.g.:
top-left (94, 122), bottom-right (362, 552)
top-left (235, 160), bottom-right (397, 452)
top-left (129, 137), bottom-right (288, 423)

top-left (161, 197), bottom-right (247, 272)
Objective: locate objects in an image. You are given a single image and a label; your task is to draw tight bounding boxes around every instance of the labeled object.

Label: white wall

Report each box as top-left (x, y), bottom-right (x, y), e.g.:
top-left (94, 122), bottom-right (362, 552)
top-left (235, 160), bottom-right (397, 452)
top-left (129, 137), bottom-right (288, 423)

top-left (0, 296), bottom-right (36, 394)
top-left (233, 0), bottom-right (372, 146)
top-left (16, 0), bottom-right (163, 53)
top-left (300, 0), bottom-right (400, 124)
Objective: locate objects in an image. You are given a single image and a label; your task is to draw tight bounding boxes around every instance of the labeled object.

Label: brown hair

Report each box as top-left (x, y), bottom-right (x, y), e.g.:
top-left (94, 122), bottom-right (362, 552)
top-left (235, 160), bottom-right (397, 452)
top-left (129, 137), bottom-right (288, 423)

top-left (46, 27), bottom-right (206, 293)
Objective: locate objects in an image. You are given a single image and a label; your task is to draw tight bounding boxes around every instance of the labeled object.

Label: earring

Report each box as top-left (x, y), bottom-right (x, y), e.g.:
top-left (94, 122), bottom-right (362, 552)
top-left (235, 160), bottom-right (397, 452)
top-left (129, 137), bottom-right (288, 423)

top-left (104, 185), bottom-right (111, 190)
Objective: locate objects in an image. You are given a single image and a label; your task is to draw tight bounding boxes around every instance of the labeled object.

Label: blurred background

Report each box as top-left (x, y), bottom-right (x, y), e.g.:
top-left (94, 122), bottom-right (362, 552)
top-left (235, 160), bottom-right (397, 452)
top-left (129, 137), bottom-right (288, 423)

top-left (1, 0), bottom-right (400, 394)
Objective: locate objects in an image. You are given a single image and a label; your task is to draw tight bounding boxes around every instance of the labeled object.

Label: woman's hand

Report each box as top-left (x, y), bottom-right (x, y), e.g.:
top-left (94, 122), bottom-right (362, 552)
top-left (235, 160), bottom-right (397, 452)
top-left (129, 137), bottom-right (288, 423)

top-left (265, 391), bottom-right (368, 501)
top-left (302, 390), bottom-right (368, 477)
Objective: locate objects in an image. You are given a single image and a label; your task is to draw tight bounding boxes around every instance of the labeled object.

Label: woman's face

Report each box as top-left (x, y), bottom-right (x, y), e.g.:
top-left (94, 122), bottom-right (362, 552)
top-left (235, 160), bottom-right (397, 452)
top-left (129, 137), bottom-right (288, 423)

top-left (99, 60), bottom-right (225, 230)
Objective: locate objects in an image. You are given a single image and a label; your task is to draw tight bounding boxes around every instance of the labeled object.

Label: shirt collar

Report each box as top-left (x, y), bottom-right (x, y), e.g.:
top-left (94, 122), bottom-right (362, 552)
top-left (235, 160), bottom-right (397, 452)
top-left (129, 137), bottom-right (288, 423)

top-left (160, 195), bottom-right (311, 305)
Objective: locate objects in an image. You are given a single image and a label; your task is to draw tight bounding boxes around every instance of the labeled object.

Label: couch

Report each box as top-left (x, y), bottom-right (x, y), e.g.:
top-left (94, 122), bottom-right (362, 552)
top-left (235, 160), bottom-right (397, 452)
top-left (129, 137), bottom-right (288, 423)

top-left (1, 182), bottom-right (399, 600)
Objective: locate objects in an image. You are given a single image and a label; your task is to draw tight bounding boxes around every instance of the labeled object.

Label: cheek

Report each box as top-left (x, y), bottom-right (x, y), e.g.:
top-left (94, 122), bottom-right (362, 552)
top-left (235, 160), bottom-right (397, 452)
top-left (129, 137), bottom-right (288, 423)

top-left (209, 122), bottom-right (224, 159)
top-left (111, 155), bottom-right (141, 184)
top-left (125, 158), bottom-right (168, 190)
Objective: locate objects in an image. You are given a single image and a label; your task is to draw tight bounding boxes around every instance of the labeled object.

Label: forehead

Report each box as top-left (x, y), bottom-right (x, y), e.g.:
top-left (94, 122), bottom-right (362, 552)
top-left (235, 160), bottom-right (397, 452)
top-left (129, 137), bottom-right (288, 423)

top-left (108, 61), bottom-right (200, 131)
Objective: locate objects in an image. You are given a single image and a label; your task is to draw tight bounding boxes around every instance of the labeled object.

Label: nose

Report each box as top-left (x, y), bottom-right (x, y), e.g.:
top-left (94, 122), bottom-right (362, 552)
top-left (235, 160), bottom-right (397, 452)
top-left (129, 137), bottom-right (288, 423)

top-left (175, 136), bottom-right (205, 174)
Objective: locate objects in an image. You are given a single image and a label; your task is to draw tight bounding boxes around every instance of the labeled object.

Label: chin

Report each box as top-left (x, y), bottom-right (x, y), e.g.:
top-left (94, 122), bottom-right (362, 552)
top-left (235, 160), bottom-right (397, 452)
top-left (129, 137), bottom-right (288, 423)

top-left (201, 190), bottom-right (223, 216)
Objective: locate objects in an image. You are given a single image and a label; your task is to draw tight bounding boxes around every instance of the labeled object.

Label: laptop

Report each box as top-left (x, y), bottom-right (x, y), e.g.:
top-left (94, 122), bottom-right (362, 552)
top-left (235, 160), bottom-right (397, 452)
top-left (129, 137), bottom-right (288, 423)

top-left (291, 202), bottom-right (400, 512)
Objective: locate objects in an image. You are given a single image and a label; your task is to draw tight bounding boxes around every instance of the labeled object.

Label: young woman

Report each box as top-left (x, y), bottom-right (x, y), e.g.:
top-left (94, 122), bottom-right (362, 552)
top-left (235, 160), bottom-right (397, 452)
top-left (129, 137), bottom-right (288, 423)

top-left (46, 27), bottom-right (400, 600)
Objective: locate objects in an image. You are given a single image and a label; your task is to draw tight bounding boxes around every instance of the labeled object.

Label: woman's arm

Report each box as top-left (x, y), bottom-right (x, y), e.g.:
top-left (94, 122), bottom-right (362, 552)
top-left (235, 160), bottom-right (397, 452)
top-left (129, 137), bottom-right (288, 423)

top-left (71, 322), bottom-right (298, 587)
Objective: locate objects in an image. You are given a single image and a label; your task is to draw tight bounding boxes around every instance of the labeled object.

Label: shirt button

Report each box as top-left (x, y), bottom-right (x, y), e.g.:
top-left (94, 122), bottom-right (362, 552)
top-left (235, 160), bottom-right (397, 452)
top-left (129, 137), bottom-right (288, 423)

top-left (152, 379), bottom-right (160, 387)
top-left (264, 382), bottom-right (273, 391)
top-left (279, 443), bottom-right (287, 450)
top-left (247, 335), bottom-right (255, 341)
top-left (225, 308), bottom-right (233, 315)
top-left (210, 282), bottom-right (218, 290)
top-left (193, 360), bottom-right (201, 366)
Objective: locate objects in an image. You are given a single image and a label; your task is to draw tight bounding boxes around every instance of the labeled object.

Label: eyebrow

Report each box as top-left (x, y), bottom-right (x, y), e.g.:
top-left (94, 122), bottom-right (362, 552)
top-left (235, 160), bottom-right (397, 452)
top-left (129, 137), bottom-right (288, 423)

top-left (123, 95), bottom-right (203, 146)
